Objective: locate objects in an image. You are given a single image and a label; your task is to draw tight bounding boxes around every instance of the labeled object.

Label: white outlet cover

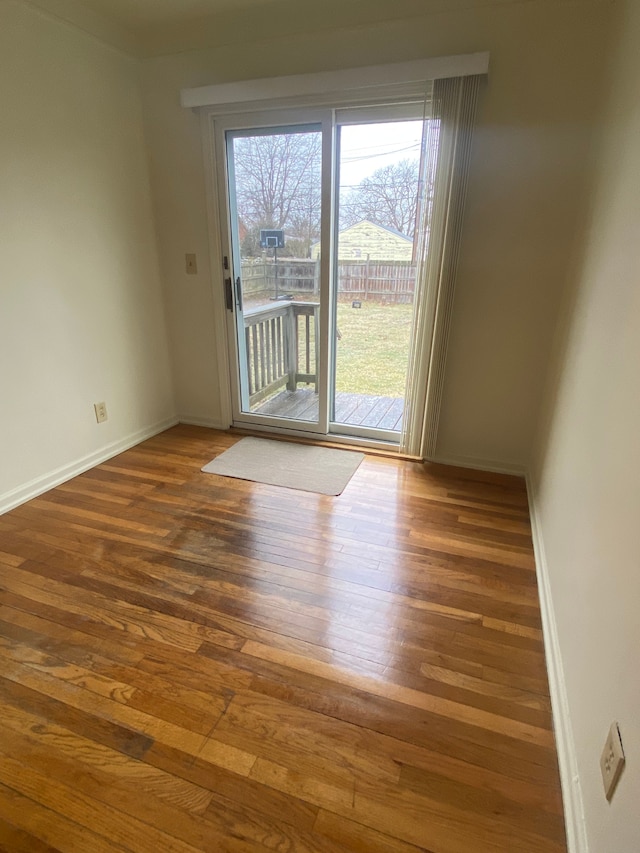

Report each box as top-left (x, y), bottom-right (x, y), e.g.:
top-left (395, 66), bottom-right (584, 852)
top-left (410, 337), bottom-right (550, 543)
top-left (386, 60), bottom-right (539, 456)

top-left (600, 722), bottom-right (625, 800)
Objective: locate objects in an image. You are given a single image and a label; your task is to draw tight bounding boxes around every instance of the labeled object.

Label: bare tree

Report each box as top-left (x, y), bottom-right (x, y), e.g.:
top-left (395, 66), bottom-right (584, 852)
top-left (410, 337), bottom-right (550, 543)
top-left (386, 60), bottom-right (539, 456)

top-left (340, 159), bottom-right (420, 237)
top-left (232, 131), bottom-right (322, 256)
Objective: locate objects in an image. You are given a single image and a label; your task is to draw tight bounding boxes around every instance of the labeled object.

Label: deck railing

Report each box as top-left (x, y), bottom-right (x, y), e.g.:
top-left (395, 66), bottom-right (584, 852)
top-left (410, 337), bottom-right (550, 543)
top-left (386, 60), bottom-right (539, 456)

top-left (243, 301), bottom-right (319, 407)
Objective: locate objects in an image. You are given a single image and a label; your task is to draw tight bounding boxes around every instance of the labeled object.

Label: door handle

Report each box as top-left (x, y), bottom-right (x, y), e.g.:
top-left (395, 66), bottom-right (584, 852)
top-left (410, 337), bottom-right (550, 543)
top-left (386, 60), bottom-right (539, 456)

top-left (235, 276), bottom-right (243, 312)
top-left (224, 278), bottom-right (233, 311)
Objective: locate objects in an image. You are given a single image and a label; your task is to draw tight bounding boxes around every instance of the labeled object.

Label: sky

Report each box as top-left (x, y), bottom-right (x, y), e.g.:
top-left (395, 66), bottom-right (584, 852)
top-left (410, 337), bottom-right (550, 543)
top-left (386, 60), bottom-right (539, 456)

top-left (338, 121), bottom-right (424, 188)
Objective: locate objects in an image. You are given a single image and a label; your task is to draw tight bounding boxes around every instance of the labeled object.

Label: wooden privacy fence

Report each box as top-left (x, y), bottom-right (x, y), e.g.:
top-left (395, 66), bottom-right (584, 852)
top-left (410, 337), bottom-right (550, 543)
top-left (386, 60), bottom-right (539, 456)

top-left (241, 260), bottom-right (320, 303)
top-left (243, 301), bottom-right (318, 407)
top-left (337, 260), bottom-right (415, 303)
top-left (241, 259), bottom-right (416, 304)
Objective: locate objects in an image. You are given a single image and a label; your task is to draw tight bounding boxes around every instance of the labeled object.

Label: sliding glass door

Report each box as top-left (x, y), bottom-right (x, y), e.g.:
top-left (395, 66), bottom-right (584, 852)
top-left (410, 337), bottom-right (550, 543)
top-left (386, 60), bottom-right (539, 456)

top-left (224, 123), bottom-right (325, 431)
top-left (215, 102), bottom-right (441, 449)
top-left (217, 111), bottom-right (333, 435)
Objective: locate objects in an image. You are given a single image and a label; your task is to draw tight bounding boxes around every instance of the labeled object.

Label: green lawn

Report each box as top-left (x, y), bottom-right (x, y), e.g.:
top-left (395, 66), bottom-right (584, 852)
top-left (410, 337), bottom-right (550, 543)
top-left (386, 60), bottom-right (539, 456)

top-left (334, 302), bottom-right (413, 397)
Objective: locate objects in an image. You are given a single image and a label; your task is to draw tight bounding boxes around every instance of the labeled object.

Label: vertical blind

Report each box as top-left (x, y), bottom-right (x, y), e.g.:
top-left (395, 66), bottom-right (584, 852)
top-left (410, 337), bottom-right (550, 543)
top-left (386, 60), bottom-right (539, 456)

top-left (401, 75), bottom-right (483, 458)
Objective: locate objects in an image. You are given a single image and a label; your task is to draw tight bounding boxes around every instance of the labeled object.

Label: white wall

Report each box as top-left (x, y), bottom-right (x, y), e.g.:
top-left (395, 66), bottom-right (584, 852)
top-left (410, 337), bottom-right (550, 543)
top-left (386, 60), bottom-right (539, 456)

top-left (140, 0), bottom-right (613, 468)
top-left (530, 0), bottom-right (640, 849)
top-left (0, 0), bottom-right (176, 509)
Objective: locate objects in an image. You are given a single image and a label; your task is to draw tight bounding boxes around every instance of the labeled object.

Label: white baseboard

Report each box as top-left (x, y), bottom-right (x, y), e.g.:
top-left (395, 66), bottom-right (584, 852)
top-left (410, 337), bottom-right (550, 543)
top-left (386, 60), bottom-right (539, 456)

top-left (0, 416), bottom-right (179, 516)
top-left (430, 452), bottom-right (526, 477)
top-left (178, 416), bottom-right (229, 430)
top-left (525, 472), bottom-right (588, 853)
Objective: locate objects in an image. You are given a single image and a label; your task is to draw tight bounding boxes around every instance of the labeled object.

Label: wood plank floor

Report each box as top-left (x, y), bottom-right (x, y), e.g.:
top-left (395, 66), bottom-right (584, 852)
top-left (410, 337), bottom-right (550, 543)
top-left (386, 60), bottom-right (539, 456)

top-left (0, 425), bottom-right (566, 853)
top-left (256, 390), bottom-right (404, 431)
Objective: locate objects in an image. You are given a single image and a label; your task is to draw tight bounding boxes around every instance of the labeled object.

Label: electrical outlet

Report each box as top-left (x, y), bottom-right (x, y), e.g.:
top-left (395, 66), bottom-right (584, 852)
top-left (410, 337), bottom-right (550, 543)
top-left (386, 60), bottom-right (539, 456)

top-left (94, 402), bottom-right (108, 424)
top-left (600, 722), bottom-right (625, 800)
top-left (185, 253), bottom-right (197, 274)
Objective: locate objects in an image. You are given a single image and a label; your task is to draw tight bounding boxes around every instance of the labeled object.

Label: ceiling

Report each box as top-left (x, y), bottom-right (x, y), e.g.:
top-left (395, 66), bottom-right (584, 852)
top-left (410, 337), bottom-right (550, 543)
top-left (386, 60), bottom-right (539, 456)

top-left (27, 0), bottom-right (369, 55)
top-left (26, 0), bottom-right (601, 57)
top-left (61, 0), bottom-right (297, 30)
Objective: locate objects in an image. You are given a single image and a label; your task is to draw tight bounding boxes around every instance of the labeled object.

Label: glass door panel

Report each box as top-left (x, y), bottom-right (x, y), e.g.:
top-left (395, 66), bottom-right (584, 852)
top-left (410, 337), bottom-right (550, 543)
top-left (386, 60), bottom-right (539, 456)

top-left (331, 119), bottom-right (425, 440)
top-left (225, 125), bottom-right (323, 427)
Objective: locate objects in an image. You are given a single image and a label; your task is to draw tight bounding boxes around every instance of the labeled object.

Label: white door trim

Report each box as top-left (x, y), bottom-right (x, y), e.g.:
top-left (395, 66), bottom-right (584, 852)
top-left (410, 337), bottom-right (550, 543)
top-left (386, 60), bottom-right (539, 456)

top-left (201, 109), bottom-right (233, 429)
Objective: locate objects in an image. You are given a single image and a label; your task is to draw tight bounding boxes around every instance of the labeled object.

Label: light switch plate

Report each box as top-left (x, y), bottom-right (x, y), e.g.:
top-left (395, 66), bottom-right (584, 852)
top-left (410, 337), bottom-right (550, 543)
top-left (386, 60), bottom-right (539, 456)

top-left (600, 722), bottom-right (625, 800)
top-left (185, 253), bottom-right (197, 274)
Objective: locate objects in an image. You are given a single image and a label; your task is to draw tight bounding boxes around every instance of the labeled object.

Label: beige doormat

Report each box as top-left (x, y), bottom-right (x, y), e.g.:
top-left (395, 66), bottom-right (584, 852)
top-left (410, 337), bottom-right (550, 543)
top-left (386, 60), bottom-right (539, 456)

top-left (201, 437), bottom-right (365, 496)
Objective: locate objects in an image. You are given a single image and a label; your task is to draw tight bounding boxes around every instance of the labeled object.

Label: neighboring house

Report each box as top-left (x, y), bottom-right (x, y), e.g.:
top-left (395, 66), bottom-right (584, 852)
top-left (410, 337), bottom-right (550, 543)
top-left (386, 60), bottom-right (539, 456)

top-left (311, 220), bottom-right (413, 261)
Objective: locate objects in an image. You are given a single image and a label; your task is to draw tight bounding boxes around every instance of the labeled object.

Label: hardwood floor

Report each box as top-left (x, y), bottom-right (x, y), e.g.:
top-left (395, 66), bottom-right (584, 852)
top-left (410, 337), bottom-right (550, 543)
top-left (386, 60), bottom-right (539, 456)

top-left (0, 425), bottom-right (566, 853)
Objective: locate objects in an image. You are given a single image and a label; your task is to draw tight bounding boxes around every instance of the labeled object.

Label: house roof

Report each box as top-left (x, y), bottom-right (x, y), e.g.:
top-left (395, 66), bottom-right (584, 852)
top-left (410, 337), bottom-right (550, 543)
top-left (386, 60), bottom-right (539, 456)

top-left (348, 219), bottom-right (413, 242)
top-left (310, 219), bottom-right (412, 248)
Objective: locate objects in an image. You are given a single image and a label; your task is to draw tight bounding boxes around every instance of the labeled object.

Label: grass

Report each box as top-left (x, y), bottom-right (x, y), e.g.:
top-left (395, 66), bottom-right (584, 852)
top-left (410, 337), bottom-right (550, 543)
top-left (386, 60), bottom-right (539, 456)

top-left (334, 301), bottom-right (413, 397)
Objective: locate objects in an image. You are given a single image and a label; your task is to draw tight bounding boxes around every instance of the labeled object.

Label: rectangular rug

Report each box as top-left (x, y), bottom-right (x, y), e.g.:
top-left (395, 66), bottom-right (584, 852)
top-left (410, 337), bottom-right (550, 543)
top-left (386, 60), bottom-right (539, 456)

top-left (201, 437), bottom-right (365, 496)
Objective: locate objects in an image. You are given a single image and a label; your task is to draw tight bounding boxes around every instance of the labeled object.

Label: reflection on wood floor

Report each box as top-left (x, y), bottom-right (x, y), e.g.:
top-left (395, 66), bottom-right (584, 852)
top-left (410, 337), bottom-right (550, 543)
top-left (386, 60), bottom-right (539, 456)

top-left (0, 425), bottom-right (566, 853)
top-left (256, 388), bottom-right (404, 431)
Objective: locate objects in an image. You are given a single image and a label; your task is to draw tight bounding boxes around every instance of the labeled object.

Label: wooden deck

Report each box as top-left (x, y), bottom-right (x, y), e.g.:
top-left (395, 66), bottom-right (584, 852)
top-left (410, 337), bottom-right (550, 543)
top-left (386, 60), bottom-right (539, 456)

top-left (0, 425), bottom-right (566, 852)
top-left (256, 389), bottom-right (404, 431)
